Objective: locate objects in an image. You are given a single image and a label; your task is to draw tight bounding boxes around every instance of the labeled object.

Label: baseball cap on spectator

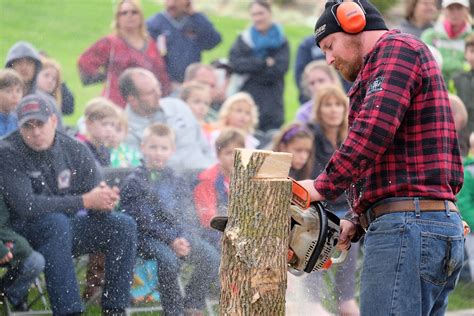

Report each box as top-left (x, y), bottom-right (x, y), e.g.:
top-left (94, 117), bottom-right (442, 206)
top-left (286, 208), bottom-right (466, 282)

top-left (442, 0), bottom-right (469, 8)
top-left (314, 0), bottom-right (388, 47)
top-left (16, 93), bottom-right (54, 127)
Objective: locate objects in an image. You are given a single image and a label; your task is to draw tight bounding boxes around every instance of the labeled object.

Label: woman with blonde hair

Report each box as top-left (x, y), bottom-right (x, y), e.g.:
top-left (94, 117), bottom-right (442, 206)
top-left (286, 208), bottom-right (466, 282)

top-left (306, 84), bottom-right (360, 316)
top-left (78, 0), bottom-right (171, 107)
top-left (296, 60), bottom-right (343, 124)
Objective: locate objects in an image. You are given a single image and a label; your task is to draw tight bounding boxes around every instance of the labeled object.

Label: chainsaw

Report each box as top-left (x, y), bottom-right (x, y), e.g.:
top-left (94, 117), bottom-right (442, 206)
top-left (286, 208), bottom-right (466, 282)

top-left (210, 178), bottom-right (347, 276)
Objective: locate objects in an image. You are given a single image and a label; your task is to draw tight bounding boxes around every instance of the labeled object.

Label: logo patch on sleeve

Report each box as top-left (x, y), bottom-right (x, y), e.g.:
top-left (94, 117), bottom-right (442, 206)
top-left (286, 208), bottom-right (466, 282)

top-left (367, 76), bottom-right (384, 94)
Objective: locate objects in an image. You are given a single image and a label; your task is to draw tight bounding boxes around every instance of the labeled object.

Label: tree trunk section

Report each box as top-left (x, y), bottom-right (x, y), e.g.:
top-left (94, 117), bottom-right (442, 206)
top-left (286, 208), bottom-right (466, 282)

top-left (219, 149), bottom-right (293, 315)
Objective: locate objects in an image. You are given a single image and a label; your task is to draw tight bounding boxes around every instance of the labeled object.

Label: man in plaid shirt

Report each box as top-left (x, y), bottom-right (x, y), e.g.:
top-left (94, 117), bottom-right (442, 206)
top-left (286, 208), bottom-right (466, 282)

top-left (299, 0), bottom-right (465, 314)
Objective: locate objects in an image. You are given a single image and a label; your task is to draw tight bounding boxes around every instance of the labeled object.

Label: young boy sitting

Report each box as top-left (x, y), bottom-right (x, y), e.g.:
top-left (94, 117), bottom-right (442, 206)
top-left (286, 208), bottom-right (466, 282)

top-left (0, 69), bottom-right (23, 136)
top-left (109, 108), bottom-right (141, 168)
top-left (193, 127), bottom-right (246, 246)
top-left (80, 97), bottom-right (120, 302)
top-left (0, 194), bottom-right (44, 311)
top-left (120, 123), bottom-right (220, 316)
top-left (81, 97), bottom-right (120, 167)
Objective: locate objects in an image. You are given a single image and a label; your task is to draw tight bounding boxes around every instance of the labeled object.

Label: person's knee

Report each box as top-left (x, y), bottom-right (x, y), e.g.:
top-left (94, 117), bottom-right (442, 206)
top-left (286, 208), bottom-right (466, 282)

top-left (109, 213), bottom-right (137, 239)
top-left (43, 213), bottom-right (71, 233)
top-left (37, 213), bottom-right (72, 244)
top-left (25, 250), bottom-right (46, 276)
top-left (153, 247), bottom-right (179, 274)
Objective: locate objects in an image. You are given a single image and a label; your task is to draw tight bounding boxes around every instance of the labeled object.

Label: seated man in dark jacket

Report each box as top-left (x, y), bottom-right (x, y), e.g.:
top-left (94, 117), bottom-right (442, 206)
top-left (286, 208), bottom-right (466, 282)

top-left (120, 122), bottom-right (219, 316)
top-left (0, 93), bottom-right (137, 316)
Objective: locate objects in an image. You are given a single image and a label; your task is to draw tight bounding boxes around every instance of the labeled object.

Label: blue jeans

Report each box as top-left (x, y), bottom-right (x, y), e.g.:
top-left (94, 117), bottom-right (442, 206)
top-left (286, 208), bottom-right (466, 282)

top-left (1, 250), bottom-right (45, 305)
top-left (139, 236), bottom-right (220, 315)
top-left (360, 210), bottom-right (464, 316)
top-left (13, 212), bottom-right (137, 315)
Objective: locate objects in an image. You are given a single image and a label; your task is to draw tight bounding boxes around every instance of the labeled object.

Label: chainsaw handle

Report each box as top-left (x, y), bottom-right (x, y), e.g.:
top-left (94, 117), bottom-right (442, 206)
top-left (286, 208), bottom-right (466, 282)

top-left (289, 178), bottom-right (311, 209)
top-left (331, 249), bottom-right (348, 265)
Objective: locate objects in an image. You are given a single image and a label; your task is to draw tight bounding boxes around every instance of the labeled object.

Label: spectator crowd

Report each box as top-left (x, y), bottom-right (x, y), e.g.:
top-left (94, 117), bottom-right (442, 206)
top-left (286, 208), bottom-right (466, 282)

top-left (0, 0), bottom-right (473, 315)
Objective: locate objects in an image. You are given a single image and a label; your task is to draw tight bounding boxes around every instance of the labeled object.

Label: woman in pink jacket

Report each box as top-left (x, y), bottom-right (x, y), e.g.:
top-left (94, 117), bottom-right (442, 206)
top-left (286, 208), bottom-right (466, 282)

top-left (78, 0), bottom-right (171, 107)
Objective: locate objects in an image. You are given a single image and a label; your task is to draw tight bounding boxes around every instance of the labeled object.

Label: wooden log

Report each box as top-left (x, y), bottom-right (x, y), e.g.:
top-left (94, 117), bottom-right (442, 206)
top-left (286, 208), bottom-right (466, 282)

top-left (219, 148), bottom-right (293, 315)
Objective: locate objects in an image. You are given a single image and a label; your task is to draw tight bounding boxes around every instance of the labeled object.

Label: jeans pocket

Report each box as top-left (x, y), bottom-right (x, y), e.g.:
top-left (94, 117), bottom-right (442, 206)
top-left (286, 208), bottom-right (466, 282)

top-left (367, 215), bottom-right (404, 234)
top-left (420, 232), bottom-right (463, 285)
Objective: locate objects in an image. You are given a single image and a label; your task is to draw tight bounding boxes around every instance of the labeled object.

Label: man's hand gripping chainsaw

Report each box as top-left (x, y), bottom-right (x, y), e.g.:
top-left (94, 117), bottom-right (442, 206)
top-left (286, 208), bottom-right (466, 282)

top-left (210, 178), bottom-right (347, 276)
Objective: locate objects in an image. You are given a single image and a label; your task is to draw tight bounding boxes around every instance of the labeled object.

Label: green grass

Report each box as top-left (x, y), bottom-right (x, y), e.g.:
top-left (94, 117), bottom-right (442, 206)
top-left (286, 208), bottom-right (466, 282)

top-left (0, 0), bottom-right (312, 127)
top-left (447, 281), bottom-right (474, 311)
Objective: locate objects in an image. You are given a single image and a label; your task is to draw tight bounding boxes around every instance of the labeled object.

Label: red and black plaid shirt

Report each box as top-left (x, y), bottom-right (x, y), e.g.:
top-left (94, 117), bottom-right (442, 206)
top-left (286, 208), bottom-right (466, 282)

top-left (314, 30), bottom-right (464, 215)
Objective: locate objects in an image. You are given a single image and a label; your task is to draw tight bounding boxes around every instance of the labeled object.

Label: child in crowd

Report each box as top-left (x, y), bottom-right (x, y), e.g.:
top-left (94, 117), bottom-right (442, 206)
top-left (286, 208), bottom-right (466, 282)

top-left (0, 195), bottom-right (44, 311)
top-left (5, 41), bottom-right (41, 96)
top-left (0, 69), bottom-right (23, 137)
top-left (36, 57), bottom-right (63, 114)
top-left (271, 123), bottom-right (324, 314)
top-left (39, 51), bottom-right (75, 115)
top-left (210, 92), bottom-right (261, 155)
top-left (180, 81), bottom-right (212, 125)
top-left (80, 97), bottom-right (120, 302)
top-left (81, 97), bottom-right (120, 167)
top-left (120, 123), bottom-right (219, 315)
top-left (272, 122), bottom-right (314, 180)
top-left (179, 81), bottom-right (214, 143)
top-left (452, 33), bottom-right (474, 155)
top-left (5, 41), bottom-right (64, 130)
top-left (193, 127), bottom-right (246, 246)
top-left (109, 108), bottom-right (141, 168)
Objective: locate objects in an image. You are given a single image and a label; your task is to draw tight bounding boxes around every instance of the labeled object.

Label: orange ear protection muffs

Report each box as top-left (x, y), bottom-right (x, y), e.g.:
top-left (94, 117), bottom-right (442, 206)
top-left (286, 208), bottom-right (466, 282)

top-left (331, 0), bottom-right (367, 34)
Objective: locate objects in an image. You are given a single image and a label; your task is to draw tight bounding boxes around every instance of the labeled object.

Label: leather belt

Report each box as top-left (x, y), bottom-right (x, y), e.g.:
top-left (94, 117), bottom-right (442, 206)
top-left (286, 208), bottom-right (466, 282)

top-left (359, 199), bottom-right (458, 230)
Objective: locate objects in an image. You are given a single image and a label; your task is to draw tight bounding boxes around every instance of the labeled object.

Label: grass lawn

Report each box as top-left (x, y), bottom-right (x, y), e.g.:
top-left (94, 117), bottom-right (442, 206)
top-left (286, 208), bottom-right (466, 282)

top-left (1, 0), bottom-right (473, 313)
top-left (0, 0), bottom-right (313, 127)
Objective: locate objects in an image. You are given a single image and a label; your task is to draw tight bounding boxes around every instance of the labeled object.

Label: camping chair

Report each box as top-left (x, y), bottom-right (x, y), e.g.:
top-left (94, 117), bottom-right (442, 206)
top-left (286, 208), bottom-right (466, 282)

top-left (1, 274), bottom-right (51, 316)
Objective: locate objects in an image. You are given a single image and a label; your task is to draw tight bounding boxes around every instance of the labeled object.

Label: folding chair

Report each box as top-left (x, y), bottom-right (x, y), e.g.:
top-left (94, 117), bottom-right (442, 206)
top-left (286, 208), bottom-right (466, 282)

top-left (1, 274), bottom-right (52, 316)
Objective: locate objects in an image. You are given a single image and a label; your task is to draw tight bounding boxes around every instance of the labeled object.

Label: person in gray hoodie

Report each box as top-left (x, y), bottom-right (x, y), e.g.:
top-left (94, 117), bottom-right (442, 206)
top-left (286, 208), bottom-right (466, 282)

top-left (4, 41), bottom-right (42, 96)
top-left (5, 41), bottom-right (64, 130)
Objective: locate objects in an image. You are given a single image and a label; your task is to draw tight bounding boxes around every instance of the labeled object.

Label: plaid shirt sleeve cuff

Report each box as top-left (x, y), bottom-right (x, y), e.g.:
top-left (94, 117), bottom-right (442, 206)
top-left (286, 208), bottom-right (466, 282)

top-left (342, 210), bottom-right (366, 242)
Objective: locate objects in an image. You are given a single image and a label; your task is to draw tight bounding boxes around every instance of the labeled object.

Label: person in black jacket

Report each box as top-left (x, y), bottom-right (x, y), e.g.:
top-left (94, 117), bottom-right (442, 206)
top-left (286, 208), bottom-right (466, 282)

top-left (228, 0), bottom-right (289, 133)
top-left (0, 93), bottom-right (137, 316)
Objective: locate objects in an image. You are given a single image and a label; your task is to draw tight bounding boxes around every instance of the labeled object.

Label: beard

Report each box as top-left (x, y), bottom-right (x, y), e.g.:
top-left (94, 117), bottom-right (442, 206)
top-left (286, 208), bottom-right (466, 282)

top-left (334, 35), bottom-right (364, 82)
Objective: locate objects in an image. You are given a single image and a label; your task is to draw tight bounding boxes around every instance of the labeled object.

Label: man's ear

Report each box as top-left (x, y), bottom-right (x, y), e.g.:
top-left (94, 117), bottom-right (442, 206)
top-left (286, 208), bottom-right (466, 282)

top-left (51, 114), bottom-right (58, 129)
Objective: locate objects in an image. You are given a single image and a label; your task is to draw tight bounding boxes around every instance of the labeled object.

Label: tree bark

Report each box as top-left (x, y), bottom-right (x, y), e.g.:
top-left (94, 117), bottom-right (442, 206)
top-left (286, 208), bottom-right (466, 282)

top-left (219, 149), bottom-right (293, 315)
